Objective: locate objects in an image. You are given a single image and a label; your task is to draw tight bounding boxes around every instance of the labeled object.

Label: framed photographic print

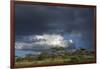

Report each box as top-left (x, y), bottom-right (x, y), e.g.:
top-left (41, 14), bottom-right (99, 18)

top-left (11, 0), bottom-right (96, 68)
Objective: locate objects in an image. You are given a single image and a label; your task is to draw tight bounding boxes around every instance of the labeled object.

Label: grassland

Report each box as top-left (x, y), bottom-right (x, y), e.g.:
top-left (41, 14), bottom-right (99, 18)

top-left (15, 48), bottom-right (95, 67)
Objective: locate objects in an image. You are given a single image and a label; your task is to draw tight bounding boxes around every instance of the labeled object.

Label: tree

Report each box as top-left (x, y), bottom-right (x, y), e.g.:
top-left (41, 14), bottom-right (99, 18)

top-left (79, 48), bottom-right (86, 55)
top-left (16, 57), bottom-right (23, 62)
top-left (51, 47), bottom-right (65, 51)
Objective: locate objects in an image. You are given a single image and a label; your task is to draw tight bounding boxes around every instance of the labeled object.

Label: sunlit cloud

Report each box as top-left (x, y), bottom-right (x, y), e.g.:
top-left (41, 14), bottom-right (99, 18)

top-left (15, 34), bottom-right (74, 50)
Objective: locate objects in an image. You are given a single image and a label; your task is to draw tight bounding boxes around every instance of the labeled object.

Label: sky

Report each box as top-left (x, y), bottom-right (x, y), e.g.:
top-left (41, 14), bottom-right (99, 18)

top-left (15, 4), bottom-right (95, 52)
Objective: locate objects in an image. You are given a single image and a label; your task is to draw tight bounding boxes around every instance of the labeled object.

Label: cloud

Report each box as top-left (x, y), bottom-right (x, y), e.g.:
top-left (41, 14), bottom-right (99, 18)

top-left (33, 34), bottom-right (68, 47)
top-left (15, 4), bottom-right (94, 36)
top-left (15, 4), bottom-right (94, 50)
top-left (15, 34), bottom-right (73, 50)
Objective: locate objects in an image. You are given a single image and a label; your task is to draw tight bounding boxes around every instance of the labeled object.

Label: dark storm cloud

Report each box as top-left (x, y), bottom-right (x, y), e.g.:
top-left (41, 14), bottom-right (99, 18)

top-left (15, 4), bottom-right (94, 35)
top-left (15, 4), bottom-right (95, 50)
